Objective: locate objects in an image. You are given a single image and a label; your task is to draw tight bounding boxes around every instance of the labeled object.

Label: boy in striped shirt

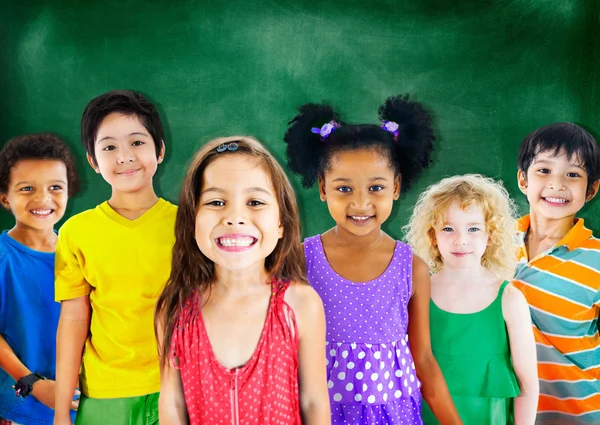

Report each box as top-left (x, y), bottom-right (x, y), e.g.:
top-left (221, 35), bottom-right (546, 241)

top-left (513, 122), bottom-right (600, 425)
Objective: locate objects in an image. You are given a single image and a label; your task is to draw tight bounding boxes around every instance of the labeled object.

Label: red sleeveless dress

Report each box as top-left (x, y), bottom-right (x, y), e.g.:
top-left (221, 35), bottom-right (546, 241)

top-left (171, 280), bottom-right (302, 425)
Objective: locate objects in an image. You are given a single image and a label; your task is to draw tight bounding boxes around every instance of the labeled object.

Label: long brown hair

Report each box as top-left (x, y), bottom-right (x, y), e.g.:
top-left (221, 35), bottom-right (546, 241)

top-left (155, 136), bottom-right (306, 365)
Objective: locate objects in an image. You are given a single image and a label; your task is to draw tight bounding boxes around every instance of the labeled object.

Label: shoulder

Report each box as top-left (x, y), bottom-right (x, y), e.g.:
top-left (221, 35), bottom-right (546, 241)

top-left (162, 199), bottom-right (178, 217)
top-left (60, 205), bottom-right (104, 232)
top-left (284, 280), bottom-right (324, 317)
top-left (501, 282), bottom-right (530, 320)
top-left (411, 254), bottom-right (429, 275)
top-left (0, 233), bottom-right (7, 269)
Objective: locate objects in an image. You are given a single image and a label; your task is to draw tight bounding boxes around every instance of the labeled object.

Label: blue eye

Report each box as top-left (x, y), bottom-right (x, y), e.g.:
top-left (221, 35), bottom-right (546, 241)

top-left (468, 227), bottom-right (481, 232)
top-left (19, 186), bottom-right (33, 192)
top-left (441, 227), bottom-right (453, 232)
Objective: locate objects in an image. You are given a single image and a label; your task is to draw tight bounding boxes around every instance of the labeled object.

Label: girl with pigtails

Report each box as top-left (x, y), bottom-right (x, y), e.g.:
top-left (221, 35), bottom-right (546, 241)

top-left (285, 95), bottom-right (462, 425)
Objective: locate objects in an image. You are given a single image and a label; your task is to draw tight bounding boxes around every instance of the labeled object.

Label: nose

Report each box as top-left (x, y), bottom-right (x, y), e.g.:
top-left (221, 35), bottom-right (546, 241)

top-left (33, 187), bottom-right (52, 202)
top-left (547, 174), bottom-right (567, 191)
top-left (350, 190), bottom-right (370, 209)
top-left (453, 230), bottom-right (468, 246)
top-left (117, 146), bottom-right (135, 164)
top-left (223, 203), bottom-right (246, 226)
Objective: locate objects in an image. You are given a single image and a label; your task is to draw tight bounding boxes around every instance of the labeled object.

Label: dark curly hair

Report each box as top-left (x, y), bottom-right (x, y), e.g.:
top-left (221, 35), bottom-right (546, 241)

top-left (284, 94), bottom-right (435, 192)
top-left (0, 132), bottom-right (80, 196)
top-left (81, 90), bottom-right (165, 165)
top-left (518, 122), bottom-right (600, 192)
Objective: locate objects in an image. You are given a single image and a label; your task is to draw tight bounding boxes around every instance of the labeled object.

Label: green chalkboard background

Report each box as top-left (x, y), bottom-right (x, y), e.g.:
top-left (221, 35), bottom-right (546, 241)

top-left (1, 0), bottom-right (599, 237)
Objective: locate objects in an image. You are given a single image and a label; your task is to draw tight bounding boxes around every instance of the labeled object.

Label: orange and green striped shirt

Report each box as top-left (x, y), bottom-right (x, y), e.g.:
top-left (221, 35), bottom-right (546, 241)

top-left (513, 215), bottom-right (600, 425)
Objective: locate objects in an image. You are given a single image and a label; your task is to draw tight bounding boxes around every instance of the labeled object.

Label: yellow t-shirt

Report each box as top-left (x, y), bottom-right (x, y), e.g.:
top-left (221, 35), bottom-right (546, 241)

top-left (55, 198), bottom-right (177, 398)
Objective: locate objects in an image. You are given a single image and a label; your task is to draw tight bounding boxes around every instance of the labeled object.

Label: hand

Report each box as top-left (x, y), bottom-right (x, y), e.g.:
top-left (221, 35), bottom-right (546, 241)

top-left (32, 379), bottom-right (80, 411)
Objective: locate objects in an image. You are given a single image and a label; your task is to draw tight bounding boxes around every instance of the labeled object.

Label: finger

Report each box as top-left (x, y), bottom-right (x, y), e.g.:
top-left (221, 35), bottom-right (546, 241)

top-left (74, 388), bottom-right (81, 396)
top-left (71, 399), bottom-right (80, 410)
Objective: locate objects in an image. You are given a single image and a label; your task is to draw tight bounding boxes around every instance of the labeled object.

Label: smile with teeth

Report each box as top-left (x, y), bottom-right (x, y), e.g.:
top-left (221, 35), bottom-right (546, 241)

top-left (349, 215), bottom-right (373, 221)
top-left (30, 209), bottom-right (53, 216)
top-left (217, 236), bottom-right (257, 247)
top-left (543, 197), bottom-right (569, 204)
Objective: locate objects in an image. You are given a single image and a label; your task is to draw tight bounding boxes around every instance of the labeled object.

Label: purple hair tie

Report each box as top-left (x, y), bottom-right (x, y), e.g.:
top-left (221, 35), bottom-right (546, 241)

top-left (311, 121), bottom-right (340, 140)
top-left (381, 120), bottom-right (400, 140)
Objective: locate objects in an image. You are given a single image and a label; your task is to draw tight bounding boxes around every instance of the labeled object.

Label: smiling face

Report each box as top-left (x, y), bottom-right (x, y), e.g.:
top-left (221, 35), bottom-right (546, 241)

top-left (89, 112), bottom-right (164, 194)
top-left (194, 154), bottom-right (283, 273)
top-left (434, 201), bottom-right (490, 270)
top-left (518, 149), bottom-right (599, 222)
top-left (0, 159), bottom-right (68, 231)
top-left (319, 148), bottom-right (400, 237)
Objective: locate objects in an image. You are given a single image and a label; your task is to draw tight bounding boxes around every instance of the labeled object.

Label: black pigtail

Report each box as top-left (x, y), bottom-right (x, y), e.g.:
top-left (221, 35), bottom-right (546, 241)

top-left (284, 103), bottom-right (342, 188)
top-left (379, 94), bottom-right (435, 192)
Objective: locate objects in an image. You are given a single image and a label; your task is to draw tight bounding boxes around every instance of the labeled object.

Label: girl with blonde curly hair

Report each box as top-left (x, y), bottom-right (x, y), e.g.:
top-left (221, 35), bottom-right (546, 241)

top-left (404, 174), bottom-right (539, 425)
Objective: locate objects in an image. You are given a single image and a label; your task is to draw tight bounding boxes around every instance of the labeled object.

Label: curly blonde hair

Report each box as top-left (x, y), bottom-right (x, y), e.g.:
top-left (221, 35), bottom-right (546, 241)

top-left (403, 174), bottom-right (518, 279)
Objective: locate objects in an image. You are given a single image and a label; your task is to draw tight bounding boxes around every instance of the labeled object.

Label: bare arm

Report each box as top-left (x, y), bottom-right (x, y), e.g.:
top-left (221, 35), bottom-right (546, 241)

top-left (156, 317), bottom-right (189, 424)
top-left (286, 283), bottom-right (331, 425)
top-left (55, 296), bottom-right (90, 424)
top-left (408, 256), bottom-right (463, 425)
top-left (503, 284), bottom-right (538, 425)
top-left (0, 334), bottom-right (31, 381)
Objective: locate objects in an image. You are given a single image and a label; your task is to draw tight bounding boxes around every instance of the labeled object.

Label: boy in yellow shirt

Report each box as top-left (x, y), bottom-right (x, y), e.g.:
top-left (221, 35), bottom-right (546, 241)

top-left (53, 90), bottom-right (177, 425)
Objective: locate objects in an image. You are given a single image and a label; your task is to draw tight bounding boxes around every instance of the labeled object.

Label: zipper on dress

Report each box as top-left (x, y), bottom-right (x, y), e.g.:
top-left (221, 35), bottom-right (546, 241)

top-left (230, 369), bottom-right (240, 425)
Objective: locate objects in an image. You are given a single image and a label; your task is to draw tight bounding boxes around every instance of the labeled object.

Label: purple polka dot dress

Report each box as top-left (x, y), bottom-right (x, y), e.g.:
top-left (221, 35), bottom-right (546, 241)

top-left (305, 236), bottom-right (422, 425)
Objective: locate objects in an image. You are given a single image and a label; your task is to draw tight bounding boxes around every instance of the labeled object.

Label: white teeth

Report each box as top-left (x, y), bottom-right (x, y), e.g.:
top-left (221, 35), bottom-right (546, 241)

top-left (545, 197), bottom-right (568, 204)
top-left (218, 237), bottom-right (255, 247)
top-left (31, 209), bottom-right (52, 215)
top-left (351, 216), bottom-right (371, 221)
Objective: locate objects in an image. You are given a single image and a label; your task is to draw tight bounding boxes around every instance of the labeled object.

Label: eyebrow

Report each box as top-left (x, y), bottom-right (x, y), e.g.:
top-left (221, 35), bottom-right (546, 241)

top-left (200, 187), bottom-right (274, 197)
top-left (331, 177), bottom-right (389, 183)
top-left (14, 179), bottom-right (67, 186)
top-left (97, 132), bottom-right (150, 143)
top-left (533, 159), bottom-right (586, 170)
top-left (444, 221), bottom-right (485, 226)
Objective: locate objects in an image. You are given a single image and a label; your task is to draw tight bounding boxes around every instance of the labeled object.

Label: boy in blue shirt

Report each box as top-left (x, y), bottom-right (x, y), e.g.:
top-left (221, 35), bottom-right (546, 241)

top-left (0, 133), bottom-right (80, 425)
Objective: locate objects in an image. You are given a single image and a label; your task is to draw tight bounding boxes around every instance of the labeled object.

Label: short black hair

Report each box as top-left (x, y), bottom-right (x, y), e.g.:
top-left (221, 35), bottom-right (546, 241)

top-left (81, 90), bottom-right (165, 164)
top-left (517, 122), bottom-right (600, 191)
top-left (0, 132), bottom-right (80, 196)
top-left (284, 94), bottom-right (435, 192)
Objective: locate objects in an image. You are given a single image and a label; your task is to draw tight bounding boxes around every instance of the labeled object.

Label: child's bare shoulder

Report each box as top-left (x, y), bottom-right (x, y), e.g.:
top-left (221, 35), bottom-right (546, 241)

top-left (284, 280), bottom-right (323, 314)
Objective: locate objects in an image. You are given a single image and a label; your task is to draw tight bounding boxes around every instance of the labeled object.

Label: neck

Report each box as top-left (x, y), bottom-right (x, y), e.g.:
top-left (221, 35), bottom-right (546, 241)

top-left (8, 223), bottom-right (57, 252)
top-left (108, 185), bottom-right (159, 214)
top-left (528, 211), bottom-right (575, 242)
top-left (435, 263), bottom-right (492, 284)
top-left (213, 262), bottom-right (271, 296)
top-left (330, 225), bottom-right (386, 250)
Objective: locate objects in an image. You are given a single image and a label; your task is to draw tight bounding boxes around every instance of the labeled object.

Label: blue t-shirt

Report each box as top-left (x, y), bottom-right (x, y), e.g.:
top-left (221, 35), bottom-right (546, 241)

top-left (0, 231), bottom-right (76, 424)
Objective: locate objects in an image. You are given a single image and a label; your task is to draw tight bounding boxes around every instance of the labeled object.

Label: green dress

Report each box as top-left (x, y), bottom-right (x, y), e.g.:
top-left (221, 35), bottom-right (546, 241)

top-left (422, 281), bottom-right (520, 425)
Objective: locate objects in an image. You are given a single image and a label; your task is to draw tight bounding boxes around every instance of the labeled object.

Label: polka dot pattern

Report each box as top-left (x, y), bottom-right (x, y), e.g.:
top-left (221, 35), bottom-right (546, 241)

top-left (171, 280), bottom-right (301, 424)
top-left (305, 236), bottom-right (422, 424)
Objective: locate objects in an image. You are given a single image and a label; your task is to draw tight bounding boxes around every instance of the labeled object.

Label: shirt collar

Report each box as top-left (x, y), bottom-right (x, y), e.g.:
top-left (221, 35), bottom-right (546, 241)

top-left (516, 214), bottom-right (592, 252)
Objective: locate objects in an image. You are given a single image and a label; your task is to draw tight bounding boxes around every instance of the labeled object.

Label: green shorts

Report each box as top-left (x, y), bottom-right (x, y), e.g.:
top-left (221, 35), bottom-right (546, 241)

top-left (74, 392), bottom-right (159, 425)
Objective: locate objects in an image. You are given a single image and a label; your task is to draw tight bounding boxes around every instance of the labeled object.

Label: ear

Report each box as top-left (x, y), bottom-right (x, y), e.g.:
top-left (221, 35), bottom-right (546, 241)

top-left (86, 153), bottom-right (100, 174)
top-left (278, 221), bottom-right (284, 239)
top-left (318, 175), bottom-right (327, 202)
top-left (517, 169), bottom-right (528, 194)
top-left (0, 193), bottom-right (10, 210)
top-left (586, 179), bottom-right (600, 202)
top-left (393, 175), bottom-right (402, 200)
top-left (157, 140), bottom-right (166, 164)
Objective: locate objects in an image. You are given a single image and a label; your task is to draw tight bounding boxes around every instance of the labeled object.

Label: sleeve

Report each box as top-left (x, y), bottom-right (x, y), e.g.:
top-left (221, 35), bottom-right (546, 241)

top-left (55, 222), bottom-right (91, 301)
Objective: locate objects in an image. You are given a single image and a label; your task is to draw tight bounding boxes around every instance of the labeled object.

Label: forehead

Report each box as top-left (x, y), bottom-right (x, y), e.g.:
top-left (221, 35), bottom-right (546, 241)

top-left (533, 148), bottom-right (584, 167)
top-left (202, 154), bottom-right (274, 191)
top-left (443, 201), bottom-right (485, 221)
top-left (327, 149), bottom-right (393, 176)
top-left (10, 159), bottom-right (67, 181)
top-left (96, 113), bottom-right (149, 140)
